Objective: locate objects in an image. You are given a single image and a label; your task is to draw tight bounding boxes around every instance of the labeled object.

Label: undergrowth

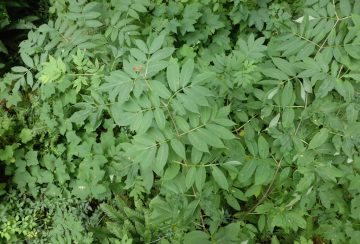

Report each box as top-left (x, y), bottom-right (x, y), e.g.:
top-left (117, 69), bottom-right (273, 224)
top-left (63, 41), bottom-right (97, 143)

top-left (1, 0), bottom-right (360, 243)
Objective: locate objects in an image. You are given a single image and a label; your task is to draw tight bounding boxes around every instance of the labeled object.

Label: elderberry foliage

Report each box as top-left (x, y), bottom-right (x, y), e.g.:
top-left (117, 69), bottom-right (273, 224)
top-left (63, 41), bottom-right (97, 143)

top-left (1, 0), bottom-right (360, 243)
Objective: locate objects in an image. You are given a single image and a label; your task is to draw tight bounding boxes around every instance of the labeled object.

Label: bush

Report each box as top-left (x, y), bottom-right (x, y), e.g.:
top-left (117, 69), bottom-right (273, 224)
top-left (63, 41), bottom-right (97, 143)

top-left (1, 0), bottom-right (360, 243)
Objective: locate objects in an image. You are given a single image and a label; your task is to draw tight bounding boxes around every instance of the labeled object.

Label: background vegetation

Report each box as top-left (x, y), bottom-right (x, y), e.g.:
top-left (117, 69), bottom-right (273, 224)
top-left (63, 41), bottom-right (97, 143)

top-left (1, 0), bottom-right (360, 243)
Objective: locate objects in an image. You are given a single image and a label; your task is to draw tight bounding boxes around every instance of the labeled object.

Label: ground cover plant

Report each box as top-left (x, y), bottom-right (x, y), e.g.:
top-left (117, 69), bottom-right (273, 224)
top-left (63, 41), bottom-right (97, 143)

top-left (0, 0), bottom-right (49, 72)
top-left (1, 0), bottom-right (360, 243)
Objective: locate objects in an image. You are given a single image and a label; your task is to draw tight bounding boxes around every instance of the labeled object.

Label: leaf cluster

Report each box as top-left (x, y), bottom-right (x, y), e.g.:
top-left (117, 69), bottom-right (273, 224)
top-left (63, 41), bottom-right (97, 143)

top-left (1, 0), bottom-right (360, 243)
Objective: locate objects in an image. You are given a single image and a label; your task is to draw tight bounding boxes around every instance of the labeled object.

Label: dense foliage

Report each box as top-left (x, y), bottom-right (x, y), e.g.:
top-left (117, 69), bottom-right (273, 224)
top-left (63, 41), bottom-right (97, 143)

top-left (0, 0), bottom-right (49, 72)
top-left (1, 0), bottom-right (360, 243)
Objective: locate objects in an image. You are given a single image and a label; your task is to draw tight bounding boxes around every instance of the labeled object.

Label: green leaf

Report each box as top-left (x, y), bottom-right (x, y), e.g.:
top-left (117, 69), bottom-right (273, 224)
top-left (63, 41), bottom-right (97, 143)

top-left (100, 71), bottom-right (133, 102)
top-left (258, 136), bottom-right (269, 159)
top-left (86, 20), bottom-right (103, 27)
top-left (238, 159), bottom-right (258, 182)
top-left (296, 173), bottom-right (315, 192)
top-left (261, 68), bottom-right (289, 80)
top-left (25, 150), bottom-right (38, 166)
top-left (185, 167), bottom-right (197, 189)
top-left (191, 147), bottom-right (203, 163)
top-left (340, 0), bottom-right (351, 16)
top-left (149, 47), bottom-right (175, 62)
top-left (192, 72), bottom-right (215, 84)
top-left (255, 162), bottom-right (271, 185)
top-left (170, 138), bottom-right (186, 159)
top-left (19, 128), bottom-right (33, 143)
top-left (188, 131), bottom-right (209, 152)
top-left (180, 58), bottom-right (194, 87)
top-left (224, 160), bottom-right (242, 166)
top-left (156, 143), bottom-right (169, 172)
top-left (20, 53), bottom-right (34, 68)
top-left (130, 48), bottom-right (147, 62)
top-left (163, 163), bottom-right (180, 180)
top-left (177, 93), bottom-right (199, 113)
top-left (195, 167), bottom-right (206, 191)
top-left (137, 111), bottom-right (153, 134)
top-left (154, 108), bottom-right (166, 129)
top-left (335, 80), bottom-right (354, 102)
top-left (315, 165), bottom-right (344, 182)
top-left (206, 124), bottom-right (235, 140)
top-left (149, 33), bottom-right (166, 54)
top-left (141, 167), bottom-right (154, 192)
top-left (212, 166), bottom-right (229, 190)
top-left (0, 145), bottom-right (16, 161)
top-left (282, 108), bottom-right (295, 128)
top-left (225, 194), bottom-right (241, 210)
top-left (167, 59), bottom-right (180, 92)
top-left (281, 82), bottom-right (293, 107)
top-left (141, 146), bottom-right (156, 169)
top-left (197, 128), bottom-right (225, 148)
top-left (183, 231), bottom-right (211, 244)
top-left (184, 87), bottom-right (209, 106)
top-left (11, 66), bottom-right (28, 73)
top-left (26, 72), bottom-right (33, 87)
top-left (147, 61), bottom-right (169, 78)
top-left (150, 80), bottom-right (171, 99)
top-left (269, 113), bottom-right (280, 128)
top-left (308, 128), bottom-right (329, 150)
top-left (272, 57), bottom-right (296, 76)
top-left (175, 116), bottom-right (190, 132)
top-left (135, 39), bottom-right (149, 54)
top-left (38, 170), bottom-right (54, 183)
top-left (271, 213), bottom-right (287, 230)
top-left (286, 212), bottom-right (306, 230)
